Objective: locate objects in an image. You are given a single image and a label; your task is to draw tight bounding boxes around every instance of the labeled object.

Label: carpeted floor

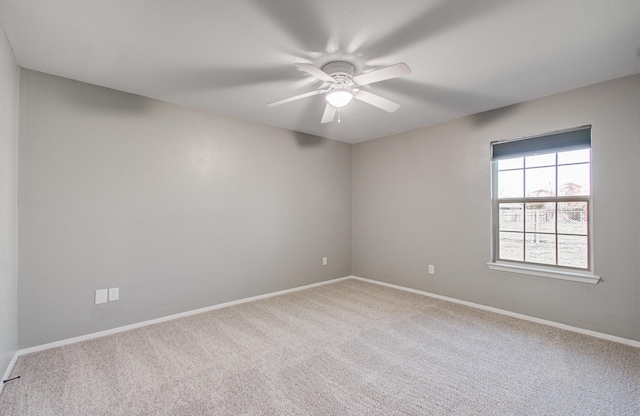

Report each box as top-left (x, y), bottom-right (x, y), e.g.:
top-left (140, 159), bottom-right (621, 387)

top-left (1, 279), bottom-right (639, 415)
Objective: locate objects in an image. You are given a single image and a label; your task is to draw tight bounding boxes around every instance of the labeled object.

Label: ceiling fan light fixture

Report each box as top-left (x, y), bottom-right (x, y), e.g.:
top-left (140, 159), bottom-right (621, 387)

top-left (326, 90), bottom-right (353, 108)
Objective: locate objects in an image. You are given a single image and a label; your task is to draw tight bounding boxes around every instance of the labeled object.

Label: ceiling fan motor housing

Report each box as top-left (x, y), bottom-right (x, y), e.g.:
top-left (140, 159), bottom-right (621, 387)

top-left (322, 61), bottom-right (356, 86)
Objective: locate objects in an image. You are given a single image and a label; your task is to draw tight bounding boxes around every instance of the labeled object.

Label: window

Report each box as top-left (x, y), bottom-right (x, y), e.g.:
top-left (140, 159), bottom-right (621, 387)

top-left (489, 126), bottom-right (597, 282)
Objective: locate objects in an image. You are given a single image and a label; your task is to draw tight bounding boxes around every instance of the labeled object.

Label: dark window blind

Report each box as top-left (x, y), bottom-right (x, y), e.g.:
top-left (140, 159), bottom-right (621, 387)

top-left (491, 126), bottom-right (591, 160)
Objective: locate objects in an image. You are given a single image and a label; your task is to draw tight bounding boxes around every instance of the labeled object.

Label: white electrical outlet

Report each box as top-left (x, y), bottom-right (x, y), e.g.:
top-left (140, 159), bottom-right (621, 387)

top-left (95, 289), bottom-right (108, 304)
top-left (322, 257), bottom-right (328, 266)
top-left (108, 287), bottom-right (119, 302)
top-left (428, 265), bottom-right (435, 275)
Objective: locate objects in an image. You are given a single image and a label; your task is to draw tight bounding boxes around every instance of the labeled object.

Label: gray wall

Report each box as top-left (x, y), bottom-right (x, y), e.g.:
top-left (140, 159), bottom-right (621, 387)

top-left (14, 67), bottom-right (640, 350)
top-left (18, 70), bottom-right (352, 348)
top-left (0, 24), bottom-right (19, 374)
top-left (353, 74), bottom-right (640, 342)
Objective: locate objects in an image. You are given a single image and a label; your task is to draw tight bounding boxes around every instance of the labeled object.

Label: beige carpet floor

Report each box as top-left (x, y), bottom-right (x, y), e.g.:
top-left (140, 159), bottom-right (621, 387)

top-left (1, 279), bottom-right (639, 415)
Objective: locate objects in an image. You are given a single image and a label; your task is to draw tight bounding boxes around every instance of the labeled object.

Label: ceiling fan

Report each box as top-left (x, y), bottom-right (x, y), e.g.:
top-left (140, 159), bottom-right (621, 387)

top-left (267, 61), bottom-right (411, 123)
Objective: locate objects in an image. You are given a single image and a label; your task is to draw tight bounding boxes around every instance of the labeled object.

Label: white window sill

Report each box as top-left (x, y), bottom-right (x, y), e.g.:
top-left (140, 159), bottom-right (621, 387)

top-left (487, 262), bottom-right (600, 284)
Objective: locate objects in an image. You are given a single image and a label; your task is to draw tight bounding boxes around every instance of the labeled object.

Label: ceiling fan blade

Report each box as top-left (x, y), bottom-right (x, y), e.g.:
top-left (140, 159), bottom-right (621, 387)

top-left (354, 89), bottom-right (401, 113)
top-left (321, 103), bottom-right (337, 124)
top-left (294, 63), bottom-right (335, 83)
top-left (353, 63), bottom-right (411, 86)
top-left (267, 89), bottom-right (325, 107)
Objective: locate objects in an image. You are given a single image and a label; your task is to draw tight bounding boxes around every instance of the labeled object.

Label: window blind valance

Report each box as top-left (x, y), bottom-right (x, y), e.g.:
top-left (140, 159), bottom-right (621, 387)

top-left (491, 126), bottom-right (591, 160)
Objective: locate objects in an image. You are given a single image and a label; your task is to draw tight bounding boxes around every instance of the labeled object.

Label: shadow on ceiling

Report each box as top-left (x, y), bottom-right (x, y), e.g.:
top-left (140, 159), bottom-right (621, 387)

top-left (357, 0), bottom-right (513, 58)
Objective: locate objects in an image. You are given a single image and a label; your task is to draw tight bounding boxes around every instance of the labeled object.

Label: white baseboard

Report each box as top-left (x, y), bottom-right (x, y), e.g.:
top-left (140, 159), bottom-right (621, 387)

top-left (15, 276), bottom-right (353, 357)
top-left (351, 276), bottom-right (640, 349)
top-left (7, 273), bottom-right (637, 383)
top-left (1, 351), bottom-right (20, 394)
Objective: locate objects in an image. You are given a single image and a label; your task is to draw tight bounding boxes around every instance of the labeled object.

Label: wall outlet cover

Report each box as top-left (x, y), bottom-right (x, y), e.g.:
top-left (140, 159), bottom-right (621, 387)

top-left (95, 289), bottom-right (108, 304)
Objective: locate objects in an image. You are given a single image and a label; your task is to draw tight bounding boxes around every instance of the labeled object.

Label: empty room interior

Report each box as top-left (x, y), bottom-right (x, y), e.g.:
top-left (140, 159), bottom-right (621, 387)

top-left (1, 0), bottom-right (639, 414)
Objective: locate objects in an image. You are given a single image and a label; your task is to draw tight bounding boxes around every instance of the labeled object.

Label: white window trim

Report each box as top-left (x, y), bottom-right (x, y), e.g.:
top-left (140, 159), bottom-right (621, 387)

top-left (487, 261), bottom-right (600, 284)
top-left (490, 126), bottom-right (595, 281)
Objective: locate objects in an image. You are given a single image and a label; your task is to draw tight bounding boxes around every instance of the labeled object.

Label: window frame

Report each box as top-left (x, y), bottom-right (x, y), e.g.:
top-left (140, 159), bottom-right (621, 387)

top-left (488, 126), bottom-right (600, 284)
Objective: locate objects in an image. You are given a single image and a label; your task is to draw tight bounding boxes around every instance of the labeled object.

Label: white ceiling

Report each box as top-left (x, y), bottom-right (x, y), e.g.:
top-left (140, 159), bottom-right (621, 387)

top-left (1, 0), bottom-right (639, 143)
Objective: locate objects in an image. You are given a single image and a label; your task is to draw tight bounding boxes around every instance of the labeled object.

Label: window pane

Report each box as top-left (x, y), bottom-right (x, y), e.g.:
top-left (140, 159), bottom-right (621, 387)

top-left (498, 170), bottom-right (523, 198)
top-left (525, 202), bottom-right (555, 233)
top-left (500, 232), bottom-right (523, 261)
top-left (498, 157), bottom-right (523, 171)
top-left (525, 166), bottom-right (556, 197)
top-left (525, 153), bottom-right (555, 168)
top-left (558, 149), bottom-right (590, 165)
top-left (499, 203), bottom-right (523, 231)
top-left (525, 233), bottom-right (556, 265)
top-left (558, 202), bottom-right (588, 235)
top-left (558, 235), bottom-right (588, 268)
top-left (558, 163), bottom-right (590, 196)
top-left (493, 130), bottom-right (591, 271)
